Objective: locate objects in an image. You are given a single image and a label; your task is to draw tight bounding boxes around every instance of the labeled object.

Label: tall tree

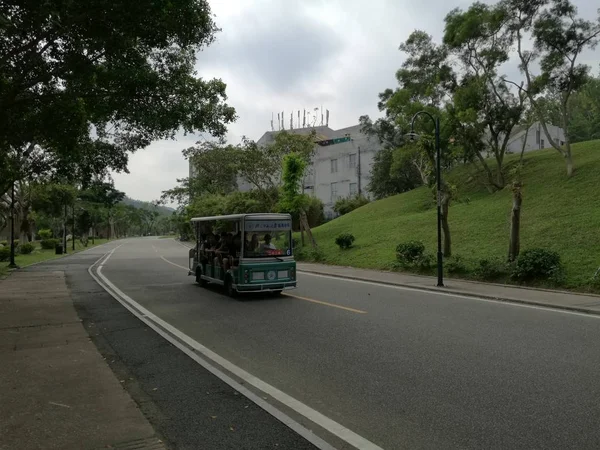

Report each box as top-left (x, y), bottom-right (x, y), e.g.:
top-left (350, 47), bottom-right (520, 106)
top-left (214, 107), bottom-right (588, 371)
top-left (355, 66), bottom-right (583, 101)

top-left (279, 153), bottom-right (316, 248)
top-left (568, 76), bottom-right (600, 143)
top-left (503, 0), bottom-right (600, 176)
top-left (0, 0), bottom-right (236, 196)
top-left (444, 3), bottom-right (527, 190)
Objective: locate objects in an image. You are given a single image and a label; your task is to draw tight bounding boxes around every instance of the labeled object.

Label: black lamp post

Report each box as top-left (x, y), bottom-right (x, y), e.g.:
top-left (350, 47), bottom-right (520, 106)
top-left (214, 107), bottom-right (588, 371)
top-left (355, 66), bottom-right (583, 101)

top-left (8, 182), bottom-right (17, 268)
top-left (408, 111), bottom-right (444, 287)
top-left (72, 201), bottom-right (76, 251)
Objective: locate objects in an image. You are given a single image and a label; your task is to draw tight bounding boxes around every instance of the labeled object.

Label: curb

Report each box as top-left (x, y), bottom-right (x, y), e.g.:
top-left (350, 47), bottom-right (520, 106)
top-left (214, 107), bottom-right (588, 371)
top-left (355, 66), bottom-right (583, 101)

top-left (297, 268), bottom-right (600, 317)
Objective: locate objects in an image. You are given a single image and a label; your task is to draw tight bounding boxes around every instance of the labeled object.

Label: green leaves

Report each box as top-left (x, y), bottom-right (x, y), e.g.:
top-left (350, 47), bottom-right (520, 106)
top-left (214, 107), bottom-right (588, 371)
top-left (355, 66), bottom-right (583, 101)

top-left (0, 0), bottom-right (235, 192)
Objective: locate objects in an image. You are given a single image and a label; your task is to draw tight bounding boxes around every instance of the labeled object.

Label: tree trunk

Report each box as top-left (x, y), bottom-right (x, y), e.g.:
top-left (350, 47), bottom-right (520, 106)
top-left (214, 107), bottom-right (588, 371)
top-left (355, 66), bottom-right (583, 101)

top-left (299, 209), bottom-right (317, 248)
top-left (474, 151), bottom-right (502, 191)
top-left (441, 190), bottom-right (451, 257)
top-left (565, 151), bottom-right (574, 178)
top-left (519, 124), bottom-right (531, 164)
top-left (508, 182), bottom-right (522, 262)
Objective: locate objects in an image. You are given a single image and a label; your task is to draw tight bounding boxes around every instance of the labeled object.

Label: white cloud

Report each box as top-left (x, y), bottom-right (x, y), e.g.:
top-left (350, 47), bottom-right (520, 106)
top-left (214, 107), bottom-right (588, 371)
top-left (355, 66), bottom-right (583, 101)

top-left (113, 0), bottom-right (599, 203)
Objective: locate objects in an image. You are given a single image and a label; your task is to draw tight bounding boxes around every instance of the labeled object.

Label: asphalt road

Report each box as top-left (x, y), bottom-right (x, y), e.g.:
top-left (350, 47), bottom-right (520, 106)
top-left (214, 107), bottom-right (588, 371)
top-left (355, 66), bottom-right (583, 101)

top-left (99, 237), bottom-right (600, 449)
top-left (28, 243), bottom-right (319, 450)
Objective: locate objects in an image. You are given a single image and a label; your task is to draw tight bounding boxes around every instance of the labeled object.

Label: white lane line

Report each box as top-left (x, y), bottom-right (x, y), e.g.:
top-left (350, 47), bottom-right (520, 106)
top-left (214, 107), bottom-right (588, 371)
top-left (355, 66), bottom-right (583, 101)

top-left (159, 255), bottom-right (189, 271)
top-left (299, 271), bottom-right (600, 319)
top-left (90, 250), bottom-right (383, 450)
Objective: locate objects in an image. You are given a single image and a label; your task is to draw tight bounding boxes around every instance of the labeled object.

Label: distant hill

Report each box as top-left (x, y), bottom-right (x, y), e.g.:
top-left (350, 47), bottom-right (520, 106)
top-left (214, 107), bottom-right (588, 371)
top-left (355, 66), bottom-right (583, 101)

top-left (121, 197), bottom-right (174, 215)
top-left (307, 139), bottom-right (600, 289)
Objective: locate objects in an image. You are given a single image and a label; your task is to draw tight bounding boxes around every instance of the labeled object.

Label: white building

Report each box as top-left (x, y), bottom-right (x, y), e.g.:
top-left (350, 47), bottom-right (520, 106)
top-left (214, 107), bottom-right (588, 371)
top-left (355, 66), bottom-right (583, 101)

top-left (242, 124), bottom-right (382, 218)
top-left (499, 121), bottom-right (566, 155)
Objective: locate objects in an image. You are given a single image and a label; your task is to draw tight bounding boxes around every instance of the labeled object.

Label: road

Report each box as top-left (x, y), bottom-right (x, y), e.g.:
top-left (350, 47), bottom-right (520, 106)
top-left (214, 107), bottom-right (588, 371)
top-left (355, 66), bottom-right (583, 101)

top-left (96, 237), bottom-right (600, 449)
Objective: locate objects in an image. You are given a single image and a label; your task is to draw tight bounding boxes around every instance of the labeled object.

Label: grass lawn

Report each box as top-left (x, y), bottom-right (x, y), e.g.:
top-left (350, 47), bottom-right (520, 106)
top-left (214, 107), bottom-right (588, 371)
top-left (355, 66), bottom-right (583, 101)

top-left (0, 239), bottom-right (110, 278)
top-left (305, 139), bottom-right (600, 290)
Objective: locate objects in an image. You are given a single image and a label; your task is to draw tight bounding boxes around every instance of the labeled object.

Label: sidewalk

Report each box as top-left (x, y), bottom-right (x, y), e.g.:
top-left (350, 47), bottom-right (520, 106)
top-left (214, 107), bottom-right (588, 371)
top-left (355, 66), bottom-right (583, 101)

top-left (0, 271), bottom-right (165, 450)
top-left (298, 262), bottom-right (600, 315)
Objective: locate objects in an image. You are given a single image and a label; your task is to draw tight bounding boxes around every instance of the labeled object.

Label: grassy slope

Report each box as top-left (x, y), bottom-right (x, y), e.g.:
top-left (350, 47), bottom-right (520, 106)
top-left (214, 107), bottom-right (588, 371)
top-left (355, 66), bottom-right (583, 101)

top-left (309, 140), bottom-right (600, 287)
top-left (0, 239), bottom-right (109, 278)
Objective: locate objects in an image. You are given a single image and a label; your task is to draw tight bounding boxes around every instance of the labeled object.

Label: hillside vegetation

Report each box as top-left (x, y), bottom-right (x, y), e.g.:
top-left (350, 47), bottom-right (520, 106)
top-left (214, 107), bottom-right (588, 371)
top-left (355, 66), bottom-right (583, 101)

top-left (307, 140), bottom-right (600, 289)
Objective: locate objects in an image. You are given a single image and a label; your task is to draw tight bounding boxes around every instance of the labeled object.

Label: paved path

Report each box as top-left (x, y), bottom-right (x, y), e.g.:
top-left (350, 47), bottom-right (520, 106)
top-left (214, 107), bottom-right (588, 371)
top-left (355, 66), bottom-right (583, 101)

top-left (0, 269), bottom-right (164, 450)
top-left (95, 238), bottom-right (600, 449)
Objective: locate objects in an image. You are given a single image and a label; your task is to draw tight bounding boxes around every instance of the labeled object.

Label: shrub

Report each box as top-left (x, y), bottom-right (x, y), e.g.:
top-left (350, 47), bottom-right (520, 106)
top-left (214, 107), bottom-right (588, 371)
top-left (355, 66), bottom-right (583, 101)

top-left (445, 255), bottom-right (469, 275)
top-left (0, 246), bottom-right (10, 261)
top-left (335, 233), bottom-right (355, 250)
top-left (38, 229), bottom-right (53, 239)
top-left (473, 258), bottom-right (510, 281)
top-left (333, 195), bottom-right (369, 216)
top-left (19, 243), bottom-right (35, 255)
top-left (0, 240), bottom-right (7, 247)
top-left (0, 240), bottom-right (18, 248)
top-left (512, 248), bottom-right (563, 282)
top-left (396, 241), bottom-right (425, 265)
top-left (294, 246), bottom-right (324, 263)
top-left (40, 238), bottom-right (60, 250)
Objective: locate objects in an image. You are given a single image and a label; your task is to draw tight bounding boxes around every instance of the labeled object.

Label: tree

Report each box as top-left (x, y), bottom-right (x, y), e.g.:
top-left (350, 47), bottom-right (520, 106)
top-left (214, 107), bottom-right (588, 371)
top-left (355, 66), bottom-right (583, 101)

top-left (444, 3), bottom-right (526, 190)
top-left (504, 0), bottom-right (600, 176)
top-left (0, 0), bottom-right (236, 197)
top-left (279, 153), bottom-right (316, 248)
top-left (568, 76), bottom-right (600, 143)
top-left (237, 131), bottom-right (316, 209)
top-left (31, 182), bottom-right (76, 249)
top-left (360, 115), bottom-right (423, 199)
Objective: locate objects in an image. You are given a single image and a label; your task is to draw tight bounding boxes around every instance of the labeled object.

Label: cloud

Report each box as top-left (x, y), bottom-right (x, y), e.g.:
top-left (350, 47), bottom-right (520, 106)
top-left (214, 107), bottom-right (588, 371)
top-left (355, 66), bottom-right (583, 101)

top-left (113, 0), bottom-right (599, 204)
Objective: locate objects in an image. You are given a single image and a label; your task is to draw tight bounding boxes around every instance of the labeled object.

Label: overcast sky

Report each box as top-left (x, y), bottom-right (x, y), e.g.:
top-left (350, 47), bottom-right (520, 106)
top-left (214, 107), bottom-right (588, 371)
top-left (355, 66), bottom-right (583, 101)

top-left (112, 0), bottom-right (599, 204)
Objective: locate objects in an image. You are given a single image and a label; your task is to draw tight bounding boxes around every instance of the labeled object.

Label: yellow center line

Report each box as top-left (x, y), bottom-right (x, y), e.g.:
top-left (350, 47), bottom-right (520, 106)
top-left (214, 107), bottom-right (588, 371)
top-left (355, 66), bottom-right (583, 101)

top-left (282, 293), bottom-right (367, 314)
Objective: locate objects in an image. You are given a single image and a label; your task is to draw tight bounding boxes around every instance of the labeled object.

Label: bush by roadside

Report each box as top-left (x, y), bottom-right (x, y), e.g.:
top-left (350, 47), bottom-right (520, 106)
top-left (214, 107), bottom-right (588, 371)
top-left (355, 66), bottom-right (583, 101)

top-left (0, 246), bottom-right (10, 262)
top-left (335, 233), bottom-right (355, 250)
top-left (40, 238), bottom-right (60, 250)
top-left (19, 243), bottom-right (36, 255)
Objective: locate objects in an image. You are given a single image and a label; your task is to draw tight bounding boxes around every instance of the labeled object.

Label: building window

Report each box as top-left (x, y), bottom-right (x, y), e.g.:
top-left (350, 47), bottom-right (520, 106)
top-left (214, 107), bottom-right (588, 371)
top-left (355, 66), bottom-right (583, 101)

top-left (349, 182), bottom-right (358, 196)
top-left (330, 159), bottom-right (338, 173)
top-left (330, 182), bottom-right (338, 202)
top-left (536, 130), bottom-right (540, 144)
top-left (560, 140), bottom-right (565, 146)
top-left (349, 153), bottom-right (357, 169)
top-left (541, 139), bottom-right (545, 148)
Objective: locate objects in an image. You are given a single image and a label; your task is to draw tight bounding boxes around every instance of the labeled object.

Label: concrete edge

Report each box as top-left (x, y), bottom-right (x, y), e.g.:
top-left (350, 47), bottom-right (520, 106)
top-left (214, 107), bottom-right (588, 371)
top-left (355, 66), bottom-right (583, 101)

top-left (297, 268), bottom-right (600, 317)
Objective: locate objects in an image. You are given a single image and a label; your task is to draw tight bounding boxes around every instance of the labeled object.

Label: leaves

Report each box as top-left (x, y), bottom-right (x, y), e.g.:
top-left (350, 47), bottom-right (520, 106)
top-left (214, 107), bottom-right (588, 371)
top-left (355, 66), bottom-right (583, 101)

top-left (0, 0), bottom-right (236, 192)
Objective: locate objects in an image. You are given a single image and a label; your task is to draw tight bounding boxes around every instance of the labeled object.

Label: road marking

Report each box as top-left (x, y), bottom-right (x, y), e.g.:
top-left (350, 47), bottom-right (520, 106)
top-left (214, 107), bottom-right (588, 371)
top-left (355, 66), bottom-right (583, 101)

top-left (299, 271), bottom-right (600, 319)
top-left (283, 293), bottom-right (367, 314)
top-left (90, 250), bottom-right (382, 450)
top-left (159, 255), bottom-right (189, 271)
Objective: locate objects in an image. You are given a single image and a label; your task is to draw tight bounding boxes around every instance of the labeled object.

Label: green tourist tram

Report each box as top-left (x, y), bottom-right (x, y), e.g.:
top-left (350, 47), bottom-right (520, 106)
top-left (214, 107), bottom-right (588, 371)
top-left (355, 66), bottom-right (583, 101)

top-left (188, 213), bottom-right (297, 296)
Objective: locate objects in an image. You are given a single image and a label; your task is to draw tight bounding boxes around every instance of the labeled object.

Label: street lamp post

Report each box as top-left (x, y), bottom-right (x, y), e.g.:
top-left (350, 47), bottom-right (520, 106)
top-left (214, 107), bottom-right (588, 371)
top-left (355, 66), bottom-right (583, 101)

top-left (72, 202), bottom-right (76, 251)
top-left (8, 182), bottom-right (17, 268)
top-left (409, 111), bottom-right (444, 287)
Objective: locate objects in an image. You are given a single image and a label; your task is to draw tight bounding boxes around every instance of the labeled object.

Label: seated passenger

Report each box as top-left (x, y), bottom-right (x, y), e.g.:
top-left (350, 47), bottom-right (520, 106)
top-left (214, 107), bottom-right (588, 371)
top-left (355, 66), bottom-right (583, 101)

top-left (259, 234), bottom-right (277, 251)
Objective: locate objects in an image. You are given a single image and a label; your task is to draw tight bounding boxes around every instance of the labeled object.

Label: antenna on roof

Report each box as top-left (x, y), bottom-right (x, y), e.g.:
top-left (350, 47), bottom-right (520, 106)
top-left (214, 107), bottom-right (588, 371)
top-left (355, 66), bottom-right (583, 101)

top-left (326, 109), bottom-right (330, 127)
top-left (271, 112), bottom-right (274, 131)
top-left (277, 112), bottom-right (280, 131)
